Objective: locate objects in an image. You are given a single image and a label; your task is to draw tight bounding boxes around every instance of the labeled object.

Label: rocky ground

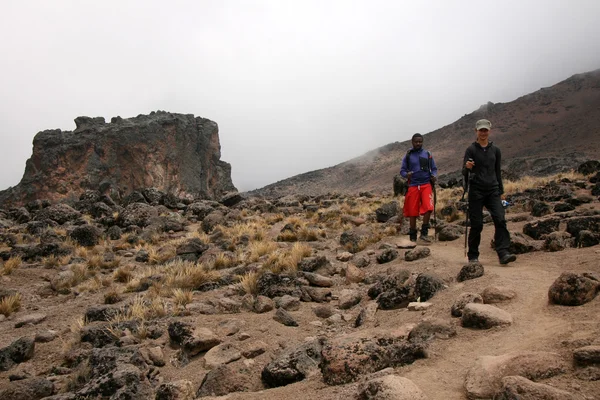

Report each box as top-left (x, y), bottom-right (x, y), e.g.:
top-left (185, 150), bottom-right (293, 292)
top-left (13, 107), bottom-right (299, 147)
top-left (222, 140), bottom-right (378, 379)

top-left (1, 169), bottom-right (600, 400)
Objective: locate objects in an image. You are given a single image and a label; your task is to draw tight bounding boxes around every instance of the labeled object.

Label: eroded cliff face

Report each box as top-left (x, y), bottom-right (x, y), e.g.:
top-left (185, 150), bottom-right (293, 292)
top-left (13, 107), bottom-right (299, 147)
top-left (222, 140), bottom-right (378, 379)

top-left (0, 111), bottom-right (236, 206)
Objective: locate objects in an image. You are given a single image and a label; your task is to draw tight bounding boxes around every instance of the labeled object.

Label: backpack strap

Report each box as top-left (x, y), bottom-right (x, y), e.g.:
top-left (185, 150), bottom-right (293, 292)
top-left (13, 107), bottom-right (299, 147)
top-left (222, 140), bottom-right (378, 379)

top-left (427, 151), bottom-right (432, 174)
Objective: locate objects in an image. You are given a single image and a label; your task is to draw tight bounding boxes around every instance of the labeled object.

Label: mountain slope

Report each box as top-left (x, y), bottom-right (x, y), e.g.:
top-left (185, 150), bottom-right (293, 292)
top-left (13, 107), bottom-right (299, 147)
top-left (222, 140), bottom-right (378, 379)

top-left (251, 69), bottom-right (600, 197)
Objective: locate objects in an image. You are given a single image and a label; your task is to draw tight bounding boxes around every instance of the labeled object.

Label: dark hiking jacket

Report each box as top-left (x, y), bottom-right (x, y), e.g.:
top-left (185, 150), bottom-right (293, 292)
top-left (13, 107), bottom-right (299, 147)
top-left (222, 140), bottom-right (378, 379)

top-left (462, 141), bottom-right (504, 194)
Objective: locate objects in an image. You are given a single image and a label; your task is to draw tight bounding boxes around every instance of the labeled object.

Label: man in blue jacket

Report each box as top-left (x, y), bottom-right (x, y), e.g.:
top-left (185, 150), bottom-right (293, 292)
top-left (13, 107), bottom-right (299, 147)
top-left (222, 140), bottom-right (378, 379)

top-left (463, 119), bottom-right (516, 265)
top-left (400, 133), bottom-right (437, 243)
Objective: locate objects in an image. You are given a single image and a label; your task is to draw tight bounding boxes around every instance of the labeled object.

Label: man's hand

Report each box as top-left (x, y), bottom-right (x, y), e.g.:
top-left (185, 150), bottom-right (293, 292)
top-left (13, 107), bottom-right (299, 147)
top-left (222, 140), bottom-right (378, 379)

top-left (407, 171), bottom-right (413, 179)
top-left (430, 175), bottom-right (437, 184)
top-left (465, 159), bottom-right (475, 169)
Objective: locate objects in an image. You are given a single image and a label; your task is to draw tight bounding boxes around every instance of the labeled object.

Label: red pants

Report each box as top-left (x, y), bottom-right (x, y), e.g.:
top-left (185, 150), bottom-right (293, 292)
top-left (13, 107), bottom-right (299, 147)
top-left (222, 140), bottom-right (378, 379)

top-left (403, 183), bottom-right (434, 217)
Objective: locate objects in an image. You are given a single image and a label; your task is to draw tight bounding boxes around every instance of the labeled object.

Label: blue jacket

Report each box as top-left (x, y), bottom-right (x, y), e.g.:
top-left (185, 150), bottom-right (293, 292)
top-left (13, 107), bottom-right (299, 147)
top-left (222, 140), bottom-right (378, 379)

top-left (400, 148), bottom-right (437, 186)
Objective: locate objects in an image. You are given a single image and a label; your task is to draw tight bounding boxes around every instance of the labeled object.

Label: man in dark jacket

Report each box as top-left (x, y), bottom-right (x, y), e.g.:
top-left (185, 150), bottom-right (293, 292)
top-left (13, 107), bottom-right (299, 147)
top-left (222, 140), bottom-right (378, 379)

top-left (400, 133), bottom-right (437, 243)
top-left (463, 119), bottom-right (516, 265)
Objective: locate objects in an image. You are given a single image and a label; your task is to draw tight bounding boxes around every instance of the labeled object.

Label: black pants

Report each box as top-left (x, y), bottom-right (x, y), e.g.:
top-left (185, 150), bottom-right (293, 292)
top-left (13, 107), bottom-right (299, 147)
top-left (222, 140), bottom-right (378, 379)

top-left (467, 188), bottom-right (510, 260)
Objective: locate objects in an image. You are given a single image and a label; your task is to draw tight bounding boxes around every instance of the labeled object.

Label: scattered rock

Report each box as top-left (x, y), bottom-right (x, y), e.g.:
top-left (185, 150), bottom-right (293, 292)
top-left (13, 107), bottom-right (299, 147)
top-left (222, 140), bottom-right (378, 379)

top-left (204, 343), bottom-right (242, 369)
top-left (377, 248), bottom-right (398, 264)
top-left (0, 377), bottom-right (54, 400)
top-left (356, 375), bottom-right (427, 400)
top-left (14, 313), bottom-right (47, 328)
top-left (481, 286), bottom-right (517, 304)
top-left (548, 272), bottom-right (600, 306)
top-left (451, 293), bottom-right (483, 317)
top-left (345, 264), bottom-right (366, 283)
top-left (407, 302), bottom-right (432, 311)
top-left (404, 247), bottom-right (430, 261)
top-left (0, 337), bottom-right (35, 371)
top-left (262, 339), bottom-right (323, 388)
top-left (457, 262), bottom-right (484, 282)
top-left (573, 345), bottom-right (600, 367)
top-left (496, 375), bottom-right (579, 400)
top-left (272, 308), bottom-right (298, 327)
top-left (155, 380), bottom-right (195, 400)
top-left (464, 351), bottom-right (567, 399)
top-left (321, 330), bottom-right (426, 385)
top-left (461, 303), bottom-right (513, 329)
top-left (338, 289), bottom-right (362, 310)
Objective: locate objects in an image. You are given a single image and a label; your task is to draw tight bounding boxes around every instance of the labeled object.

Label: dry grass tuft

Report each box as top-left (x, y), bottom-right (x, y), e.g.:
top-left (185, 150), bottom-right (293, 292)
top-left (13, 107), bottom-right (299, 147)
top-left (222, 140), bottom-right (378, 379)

top-left (86, 254), bottom-right (104, 269)
top-left (264, 242), bottom-right (312, 274)
top-left (147, 246), bottom-right (177, 265)
top-left (172, 288), bottom-right (194, 309)
top-left (104, 289), bottom-right (122, 304)
top-left (212, 252), bottom-right (239, 269)
top-left (238, 271), bottom-right (260, 295)
top-left (2, 256), bottom-right (22, 275)
top-left (503, 171), bottom-right (585, 194)
top-left (42, 254), bottom-right (62, 269)
top-left (162, 260), bottom-right (220, 290)
top-left (0, 293), bottom-right (22, 316)
top-left (113, 266), bottom-right (134, 283)
top-left (247, 241), bottom-right (278, 262)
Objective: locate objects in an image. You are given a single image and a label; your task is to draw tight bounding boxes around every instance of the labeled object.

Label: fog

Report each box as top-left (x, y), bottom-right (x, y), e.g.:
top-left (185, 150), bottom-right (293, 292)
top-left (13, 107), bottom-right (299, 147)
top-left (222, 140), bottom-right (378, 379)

top-left (1, 0), bottom-right (600, 192)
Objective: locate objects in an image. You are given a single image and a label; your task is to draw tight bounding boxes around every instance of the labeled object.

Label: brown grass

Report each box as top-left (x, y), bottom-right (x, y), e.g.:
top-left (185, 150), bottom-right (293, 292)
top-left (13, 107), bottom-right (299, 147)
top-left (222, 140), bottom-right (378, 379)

top-left (238, 271), bottom-right (260, 295)
top-left (113, 266), bottom-right (134, 283)
top-left (163, 260), bottom-right (220, 290)
top-left (0, 293), bottom-right (22, 316)
top-left (1, 256), bottom-right (22, 275)
top-left (503, 171), bottom-right (585, 194)
top-left (172, 288), bottom-right (194, 309)
top-left (247, 241), bottom-right (278, 262)
top-left (148, 246), bottom-right (177, 265)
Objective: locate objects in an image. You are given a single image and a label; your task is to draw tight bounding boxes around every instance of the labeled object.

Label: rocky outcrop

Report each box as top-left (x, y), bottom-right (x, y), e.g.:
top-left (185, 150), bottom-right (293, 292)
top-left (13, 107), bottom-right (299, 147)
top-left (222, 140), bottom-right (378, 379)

top-left (0, 111), bottom-right (236, 206)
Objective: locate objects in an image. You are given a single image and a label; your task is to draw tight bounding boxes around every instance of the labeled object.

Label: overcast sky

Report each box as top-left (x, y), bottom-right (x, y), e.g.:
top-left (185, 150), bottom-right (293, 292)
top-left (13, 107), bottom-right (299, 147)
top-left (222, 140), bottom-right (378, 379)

top-left (1, 0), bottom-right (600, 192)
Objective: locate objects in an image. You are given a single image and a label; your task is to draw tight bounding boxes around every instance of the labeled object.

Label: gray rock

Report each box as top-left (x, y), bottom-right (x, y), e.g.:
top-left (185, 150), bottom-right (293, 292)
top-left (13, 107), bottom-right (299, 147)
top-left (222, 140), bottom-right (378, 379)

top-left (496, 375), bottom-right (579, 400)
top-left (338, 289), bottom-right (362, 310)
top-left (14, 313), bottom-right (47, 328)
top-left (356, 375), bottom-right (427, 400)
top-left (461, 303), bottom-right (513, 329)
top-left (481, 286), bottom-right (517, 304)
top-left (574, 345), bottom-right (600, 367)
top-left (273, 308), bottom-right (298, 327)
top-left (457, 262), bottom-right (484, 282)
top-left (451, 293), bottom-right (483, 317)
top-left (262, 339), bottom-right (323, 388)
top-left (204, 343), bottom-right (242, 369)
top-left (464, 351), bottom-right (568, 399)
top-left (155, 380), bottom-right (195, 400)
top-left (548, 272), bottom-right (600, 306)
top-left (404, 247), bottom-right (430, 261)
top-left (0, 337), bottom-right (35, 371)
top-left (0, 377), bottom-right (54, 400)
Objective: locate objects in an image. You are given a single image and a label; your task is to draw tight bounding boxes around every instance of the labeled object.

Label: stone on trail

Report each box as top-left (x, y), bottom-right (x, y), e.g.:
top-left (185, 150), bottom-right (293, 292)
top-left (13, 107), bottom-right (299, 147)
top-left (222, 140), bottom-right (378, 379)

top-left (461, 303), bottom-right (513, 329)
top-left (464, 351), bottom-right (567, 399)
top-left (496, 375), bottom-right (579, 400)
top-left (356, 375), bottom-right (428, 400)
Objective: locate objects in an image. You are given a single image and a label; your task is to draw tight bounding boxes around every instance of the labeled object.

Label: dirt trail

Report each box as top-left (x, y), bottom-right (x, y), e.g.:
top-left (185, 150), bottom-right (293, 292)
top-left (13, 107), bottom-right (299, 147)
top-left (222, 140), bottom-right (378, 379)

top-left (2, 211), bottom-right (600, 399)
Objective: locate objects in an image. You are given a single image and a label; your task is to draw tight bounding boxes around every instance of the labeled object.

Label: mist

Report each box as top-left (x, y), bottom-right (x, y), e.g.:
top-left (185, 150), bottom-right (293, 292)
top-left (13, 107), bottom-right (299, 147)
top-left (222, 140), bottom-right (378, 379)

top-left (2, 0), bottom-right (600, 192)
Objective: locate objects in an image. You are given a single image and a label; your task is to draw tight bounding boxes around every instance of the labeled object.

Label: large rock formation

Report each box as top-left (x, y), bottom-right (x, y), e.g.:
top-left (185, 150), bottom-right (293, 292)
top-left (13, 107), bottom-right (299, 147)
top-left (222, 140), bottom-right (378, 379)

top-left (0, 111), bottom-right (236, 205)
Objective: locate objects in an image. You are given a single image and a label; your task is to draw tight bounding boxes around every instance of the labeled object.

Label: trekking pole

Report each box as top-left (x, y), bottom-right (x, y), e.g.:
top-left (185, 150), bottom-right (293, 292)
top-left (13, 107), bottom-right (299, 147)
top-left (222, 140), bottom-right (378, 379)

top-left (462, 163), bottom-right (472, 257)
top-left (432, 181), bottom-right (438, 241)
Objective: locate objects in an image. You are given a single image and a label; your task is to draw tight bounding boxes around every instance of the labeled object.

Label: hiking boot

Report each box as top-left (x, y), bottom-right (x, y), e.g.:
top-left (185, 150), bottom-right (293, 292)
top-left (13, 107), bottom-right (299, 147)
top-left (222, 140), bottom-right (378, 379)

top-left (420, 224), bottom-right (430, 237)
top-left (418, 234), bottom-right (432, 244)
top-left (409, 229), bottom-right (418, 242)
top-left (468, 258), bottom-right (479, 263)
top-left (499, 253), bottom-right (517, 265)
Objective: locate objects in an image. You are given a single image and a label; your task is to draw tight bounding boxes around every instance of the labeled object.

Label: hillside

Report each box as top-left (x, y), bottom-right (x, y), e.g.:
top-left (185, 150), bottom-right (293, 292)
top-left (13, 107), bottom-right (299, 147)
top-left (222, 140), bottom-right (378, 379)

top-left (251, 69), bottom-right (600, 198)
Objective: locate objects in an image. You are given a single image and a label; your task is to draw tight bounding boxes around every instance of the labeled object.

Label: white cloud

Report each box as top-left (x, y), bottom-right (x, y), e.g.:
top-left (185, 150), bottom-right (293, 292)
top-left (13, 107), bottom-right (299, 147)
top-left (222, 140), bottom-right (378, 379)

top-left (1, 0), bottom-right (600, 192)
